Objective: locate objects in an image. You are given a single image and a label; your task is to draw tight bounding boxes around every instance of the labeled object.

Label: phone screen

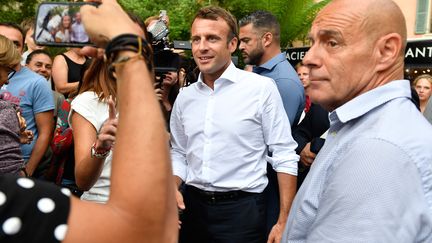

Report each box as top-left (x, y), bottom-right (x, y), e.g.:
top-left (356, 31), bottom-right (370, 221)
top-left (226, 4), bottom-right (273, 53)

top-left (34, 2), bottom-right (96, 47)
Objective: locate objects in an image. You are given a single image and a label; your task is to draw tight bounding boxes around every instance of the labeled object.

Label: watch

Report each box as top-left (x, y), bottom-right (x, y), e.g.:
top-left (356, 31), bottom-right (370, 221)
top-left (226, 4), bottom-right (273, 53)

top-left (91, 143), bottom-right (111, 159)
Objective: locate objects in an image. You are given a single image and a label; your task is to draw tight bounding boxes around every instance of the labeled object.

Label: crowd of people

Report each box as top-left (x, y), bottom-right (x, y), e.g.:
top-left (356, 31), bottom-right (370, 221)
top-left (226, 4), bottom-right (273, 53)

top-left (0, 0), bottom-right (431, 242)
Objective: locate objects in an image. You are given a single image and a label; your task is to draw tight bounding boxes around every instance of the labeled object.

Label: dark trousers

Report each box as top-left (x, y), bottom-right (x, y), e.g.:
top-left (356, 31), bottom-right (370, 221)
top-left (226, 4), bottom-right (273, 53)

top-left (179, 185), bottom-right (267, 243)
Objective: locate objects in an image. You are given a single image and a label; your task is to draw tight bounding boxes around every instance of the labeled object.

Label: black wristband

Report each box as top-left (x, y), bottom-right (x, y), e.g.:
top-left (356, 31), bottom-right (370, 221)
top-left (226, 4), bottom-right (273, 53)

top-left (105, 34), bottom-right (153, 69)
top-left (105, 34), bottom-right (154, 80)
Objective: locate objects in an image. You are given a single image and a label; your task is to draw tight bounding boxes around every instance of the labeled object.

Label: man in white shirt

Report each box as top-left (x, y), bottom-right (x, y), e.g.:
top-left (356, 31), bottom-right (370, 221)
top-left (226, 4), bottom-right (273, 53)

top-left (71, 12), bottom-right (89, 43)
top-left (170, 6), bottom-right (299, 243)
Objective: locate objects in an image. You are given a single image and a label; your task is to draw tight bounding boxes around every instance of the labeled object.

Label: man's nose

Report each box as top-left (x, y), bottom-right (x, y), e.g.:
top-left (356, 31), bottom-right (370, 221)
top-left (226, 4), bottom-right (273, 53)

top-left (198, 40), bottom-right (208, 51)
top-left (239, 42), bottom-right (245, 51)
top-left (302, 44), bottom-right (321, 69)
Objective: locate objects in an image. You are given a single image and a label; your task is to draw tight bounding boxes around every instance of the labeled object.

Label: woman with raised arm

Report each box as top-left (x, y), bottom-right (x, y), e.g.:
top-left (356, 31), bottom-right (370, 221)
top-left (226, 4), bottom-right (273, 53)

top-left (0, 0), bottom-right (177, 242)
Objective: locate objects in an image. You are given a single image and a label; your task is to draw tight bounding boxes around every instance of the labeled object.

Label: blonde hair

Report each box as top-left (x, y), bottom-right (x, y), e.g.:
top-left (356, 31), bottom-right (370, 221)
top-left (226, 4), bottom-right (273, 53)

top-left (414, 74), bottom-right (432, 86)
top-left (0, 35), bottom-right (21, 67)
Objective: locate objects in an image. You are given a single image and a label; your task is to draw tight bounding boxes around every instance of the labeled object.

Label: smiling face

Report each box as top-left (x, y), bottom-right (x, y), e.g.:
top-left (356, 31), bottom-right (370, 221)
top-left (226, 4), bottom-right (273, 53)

top-left (302, 1), bottom-right (378, 111)
top-left (62, 15), bottom-right (71, 28)
top-left (26, 53), bottom-right (52, 80)
top-left (239, 23), bottom-right (264, 65)
top-left (191, 17), bottom-right (237, 84)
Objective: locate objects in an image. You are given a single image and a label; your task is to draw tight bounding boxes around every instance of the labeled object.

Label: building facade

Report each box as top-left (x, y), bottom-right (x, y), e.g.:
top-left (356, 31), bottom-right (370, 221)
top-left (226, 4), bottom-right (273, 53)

top-left (393, 0), bottom-right (432, 81)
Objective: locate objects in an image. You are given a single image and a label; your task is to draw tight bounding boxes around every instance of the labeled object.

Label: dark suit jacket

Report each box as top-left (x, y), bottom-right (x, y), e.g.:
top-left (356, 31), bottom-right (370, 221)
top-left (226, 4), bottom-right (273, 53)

top-left (292, 103), bottom-right (330, 189)
top-left (293, 103), bottom-right (329, 154)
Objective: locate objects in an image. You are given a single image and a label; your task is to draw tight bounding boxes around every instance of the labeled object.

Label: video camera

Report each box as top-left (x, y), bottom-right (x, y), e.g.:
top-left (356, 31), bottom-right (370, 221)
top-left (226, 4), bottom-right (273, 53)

top-left (147, 10), bottom-right (191, 78)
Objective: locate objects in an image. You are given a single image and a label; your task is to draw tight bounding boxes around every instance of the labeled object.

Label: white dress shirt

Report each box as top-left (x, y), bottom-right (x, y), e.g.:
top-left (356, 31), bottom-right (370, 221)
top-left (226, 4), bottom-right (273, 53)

top-left (170, 63), bottom-right (299, 193)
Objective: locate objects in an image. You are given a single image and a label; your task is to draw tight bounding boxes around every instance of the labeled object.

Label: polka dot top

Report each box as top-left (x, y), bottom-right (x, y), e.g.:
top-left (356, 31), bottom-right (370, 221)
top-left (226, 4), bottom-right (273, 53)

top-left (0, 174), bottom-right (71, 243)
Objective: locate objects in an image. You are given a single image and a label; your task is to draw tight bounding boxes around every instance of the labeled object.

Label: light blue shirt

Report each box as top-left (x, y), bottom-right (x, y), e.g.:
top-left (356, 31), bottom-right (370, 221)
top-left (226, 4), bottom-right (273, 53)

top-left (253, 52), bottom-right (305, 126)
top-left (283, 80), bottom-right (432, 242)
top-left (170, 63), bottom-right (299, 192)
top-left (0, 67), bottom-right (54, 160)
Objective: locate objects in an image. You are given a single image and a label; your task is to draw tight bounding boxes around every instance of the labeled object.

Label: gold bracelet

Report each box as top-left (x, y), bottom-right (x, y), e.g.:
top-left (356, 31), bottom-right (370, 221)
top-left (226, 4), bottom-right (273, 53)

top-left (110, 54), bottom-right (144, 68)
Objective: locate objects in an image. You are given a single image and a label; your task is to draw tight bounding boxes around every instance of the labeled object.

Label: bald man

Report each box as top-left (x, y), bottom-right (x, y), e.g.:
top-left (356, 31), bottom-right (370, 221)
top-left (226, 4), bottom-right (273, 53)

top-left (282, 0), bottom-right (432, 242)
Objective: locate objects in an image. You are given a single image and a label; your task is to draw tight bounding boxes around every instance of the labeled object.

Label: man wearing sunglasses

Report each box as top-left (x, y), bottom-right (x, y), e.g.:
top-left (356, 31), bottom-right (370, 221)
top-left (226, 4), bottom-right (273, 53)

top-left (0, 22), bottom-right (54, 178)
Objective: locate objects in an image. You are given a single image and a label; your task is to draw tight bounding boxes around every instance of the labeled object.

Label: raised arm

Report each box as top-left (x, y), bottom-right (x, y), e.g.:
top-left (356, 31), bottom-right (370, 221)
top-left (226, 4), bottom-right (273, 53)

top-left (63, 0), bottom-right (177, 242)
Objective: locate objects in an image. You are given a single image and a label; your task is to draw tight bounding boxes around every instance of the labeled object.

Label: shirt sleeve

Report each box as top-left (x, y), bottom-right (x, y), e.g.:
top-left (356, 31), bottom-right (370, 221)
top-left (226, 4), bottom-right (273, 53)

top-left (32, 77), bottom-right (54, 114)
top-left (261, 80), bottom-right (299, 176)
top-left (69, 92), bottom-right (109, 131)
top-left (276, 78), bottom-right (305, 126)
top-left (307, 138), bottom-right (428, 242)
top-left (0, 174), bottom-right (71, 243)
top-left (169, 97), bottom-right (188, 181)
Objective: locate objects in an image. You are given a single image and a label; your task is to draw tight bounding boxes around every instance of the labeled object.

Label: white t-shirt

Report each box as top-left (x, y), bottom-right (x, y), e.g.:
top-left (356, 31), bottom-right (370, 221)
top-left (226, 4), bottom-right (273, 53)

top-left (69, 91), bottom-right (112, 203)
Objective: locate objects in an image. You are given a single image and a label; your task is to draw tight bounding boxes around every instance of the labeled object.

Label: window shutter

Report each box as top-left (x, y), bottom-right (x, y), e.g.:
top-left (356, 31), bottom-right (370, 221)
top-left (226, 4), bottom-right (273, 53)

top-left (416, 0), bottom-right (430, 34)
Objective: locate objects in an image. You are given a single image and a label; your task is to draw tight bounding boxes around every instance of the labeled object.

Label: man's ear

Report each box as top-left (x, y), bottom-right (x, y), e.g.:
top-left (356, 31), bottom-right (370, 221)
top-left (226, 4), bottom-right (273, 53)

top-left (375, 33), bottom-right (403, 72)
top-left (262, 32), bottom-right (272, 48)
top-left (229, 37), bottom-right (238, 54)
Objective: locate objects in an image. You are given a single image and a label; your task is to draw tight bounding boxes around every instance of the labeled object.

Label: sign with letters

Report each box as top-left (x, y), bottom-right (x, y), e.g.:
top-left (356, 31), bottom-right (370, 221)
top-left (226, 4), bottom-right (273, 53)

top-left (404, 40), bottom-right (432, 65)
top-left (285, 39), bottom-right (432, 66)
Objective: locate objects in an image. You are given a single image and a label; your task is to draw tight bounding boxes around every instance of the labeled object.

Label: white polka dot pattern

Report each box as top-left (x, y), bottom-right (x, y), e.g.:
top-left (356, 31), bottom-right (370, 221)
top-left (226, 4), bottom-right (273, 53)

top-left (2, 217), bottom-right (21, 235)
top-left (54, 224), bottom-right (67, 241)
top-left (16, 178), bottom-right (35, 189)
top-left (0, 191), bottom-right (6, 206)
top-left (61, 188), bottom-right (71, 197)
top-left (37, 198), bottom-right (55, 213)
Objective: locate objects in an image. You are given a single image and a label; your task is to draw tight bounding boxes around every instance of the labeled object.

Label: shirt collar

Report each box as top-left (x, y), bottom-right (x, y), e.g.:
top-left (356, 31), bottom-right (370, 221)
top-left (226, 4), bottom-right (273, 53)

top-left (197, 62), bottom-right (238, 88)
top-left (331, 80), bottom-right (411, 124)
top-left (253, 52), bottom-right (286, 73)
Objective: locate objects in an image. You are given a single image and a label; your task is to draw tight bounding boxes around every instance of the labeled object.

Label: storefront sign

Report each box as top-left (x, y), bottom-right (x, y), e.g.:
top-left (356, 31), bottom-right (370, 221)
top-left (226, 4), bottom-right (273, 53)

top-left (405, 40), bottom-right (432, 65)
top-left (286, 39), bottom-right (432, 66)
top-left (285, 47), bottom-right (309, 66)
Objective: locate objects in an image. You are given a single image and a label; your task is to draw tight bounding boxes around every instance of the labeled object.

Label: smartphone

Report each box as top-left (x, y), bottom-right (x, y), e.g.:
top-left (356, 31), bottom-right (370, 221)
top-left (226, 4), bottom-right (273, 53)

top-left (34, 2), bottom-right (98, 47)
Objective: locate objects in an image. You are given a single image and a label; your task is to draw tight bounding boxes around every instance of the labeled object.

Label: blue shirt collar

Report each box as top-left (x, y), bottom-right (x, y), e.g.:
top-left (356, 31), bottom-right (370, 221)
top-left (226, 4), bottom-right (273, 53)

top-left (331, 80), bottom-right (411, 124)
top-left (253, 52), bottom-right (286, 73)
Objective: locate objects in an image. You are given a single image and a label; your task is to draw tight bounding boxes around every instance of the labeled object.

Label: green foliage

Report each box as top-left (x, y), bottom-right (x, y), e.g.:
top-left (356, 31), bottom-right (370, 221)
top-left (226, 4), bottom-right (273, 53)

top-left (283, 0), bottom-right (332, 47)
top-left (117, 0), bottom-right (330, 48)
top-left (0, 0), bottom-right (329, 50)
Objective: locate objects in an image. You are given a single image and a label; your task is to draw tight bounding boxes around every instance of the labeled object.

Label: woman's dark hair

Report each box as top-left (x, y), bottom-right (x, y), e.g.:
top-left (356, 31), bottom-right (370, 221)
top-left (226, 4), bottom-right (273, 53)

top-left (77, 12), bottom-right (149, 103)
top-left (25, 50), bottom-right (51, 64)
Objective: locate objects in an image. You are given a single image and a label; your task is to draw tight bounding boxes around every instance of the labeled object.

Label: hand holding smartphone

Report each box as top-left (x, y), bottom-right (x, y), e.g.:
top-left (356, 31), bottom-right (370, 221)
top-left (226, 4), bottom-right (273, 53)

top-left (35, 2), bottom-right (98, 47)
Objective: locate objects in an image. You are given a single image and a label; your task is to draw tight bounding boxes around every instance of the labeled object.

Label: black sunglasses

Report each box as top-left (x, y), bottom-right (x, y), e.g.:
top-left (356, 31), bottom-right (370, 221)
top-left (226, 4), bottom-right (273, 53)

top-left (7, 67), bottom-right (16, 80)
